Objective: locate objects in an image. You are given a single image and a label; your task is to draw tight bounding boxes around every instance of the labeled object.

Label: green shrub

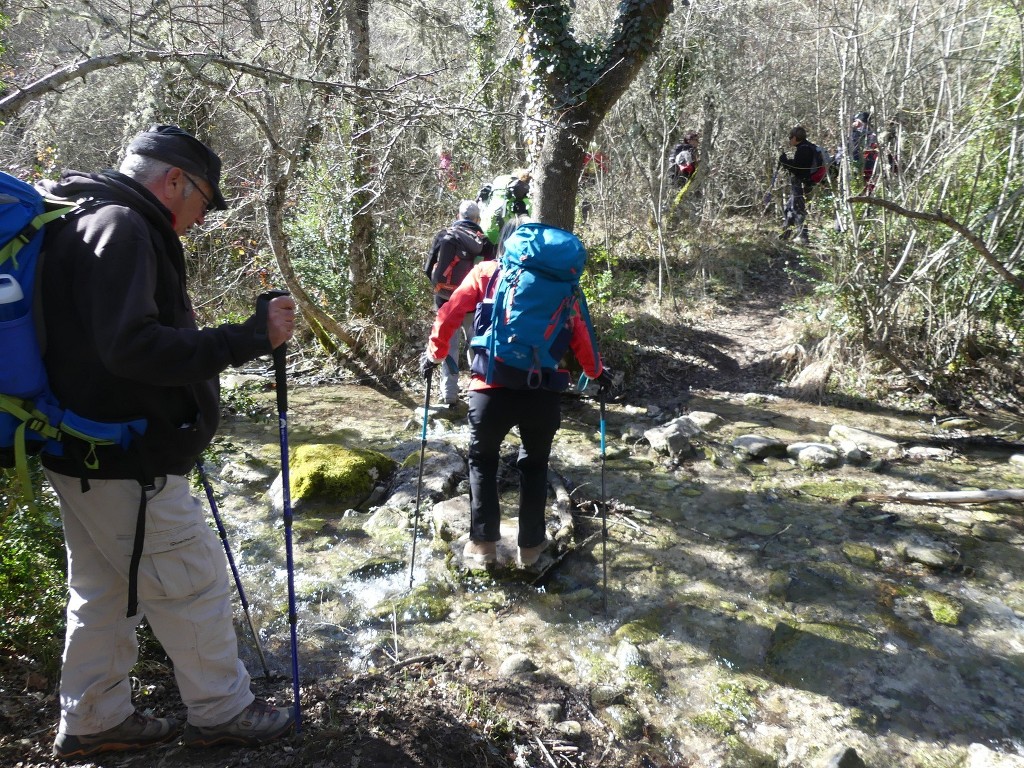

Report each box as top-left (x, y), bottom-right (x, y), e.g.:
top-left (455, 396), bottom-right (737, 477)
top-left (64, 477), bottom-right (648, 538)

top-left (0, 460), bottom-right (67, 678)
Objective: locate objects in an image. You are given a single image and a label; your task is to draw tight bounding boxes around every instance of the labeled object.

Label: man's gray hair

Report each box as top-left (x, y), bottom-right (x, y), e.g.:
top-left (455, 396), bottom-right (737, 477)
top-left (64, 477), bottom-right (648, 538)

top-left (120, 153), bottom-right (200, 203)
top-left (119, 153), bottom-right (175, 184)
top-left (458, 200), bottom-right (480, 222)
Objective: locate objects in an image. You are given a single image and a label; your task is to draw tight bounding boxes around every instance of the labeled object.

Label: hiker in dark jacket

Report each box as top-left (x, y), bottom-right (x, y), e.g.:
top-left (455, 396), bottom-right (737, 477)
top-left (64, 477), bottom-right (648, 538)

top-left (778, 125), bottom-right (816, 243)
top-left (38, 125), bottom-right (296, 760)
top-left (428, 200), bottom-right (494, 405)
top-left (668, 130), bottom-right (700, 187)
top-left (420, 217), bottom-right (612, 569)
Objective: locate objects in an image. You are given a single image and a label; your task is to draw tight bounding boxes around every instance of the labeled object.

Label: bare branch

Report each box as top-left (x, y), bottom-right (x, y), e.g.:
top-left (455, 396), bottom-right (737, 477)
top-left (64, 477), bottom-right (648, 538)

top-left (849, 195), bottom-right (1024, 293)
top-left (0, 49), bottom-right (437, 121)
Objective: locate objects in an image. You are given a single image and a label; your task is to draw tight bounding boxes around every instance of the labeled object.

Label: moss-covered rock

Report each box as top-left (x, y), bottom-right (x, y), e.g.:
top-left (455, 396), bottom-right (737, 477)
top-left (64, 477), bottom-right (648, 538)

top-left (289, 443), bottom-right (396, 508)
top-left (613, 614), bottom-right (663, 645)
top-left (842, 541), bottom-right (879, 567)
top-left (922, 590), bottom-right (964, 626)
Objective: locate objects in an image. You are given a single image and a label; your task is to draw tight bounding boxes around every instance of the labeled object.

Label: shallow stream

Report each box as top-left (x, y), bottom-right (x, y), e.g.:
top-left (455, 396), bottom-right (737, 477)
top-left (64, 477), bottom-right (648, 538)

top-left (201, 379), bottom-right (1024, 767)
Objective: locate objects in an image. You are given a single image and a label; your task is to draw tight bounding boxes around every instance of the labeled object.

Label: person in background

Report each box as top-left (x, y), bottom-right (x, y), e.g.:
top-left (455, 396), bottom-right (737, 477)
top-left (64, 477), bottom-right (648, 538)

top-left (844, 111), bottom-right (879, 192)
top-left (668, 130), bottom-right (700, 187)
top-left (424, 199), bottom-right (493, 405)
top-left (420, 216), bottom-right (613, 568)
top-left (437, 146), bottom-right (457, 194)
top-left (38, 125), bottom-right (296, 760)
top-left (778, 125), bottom-right (816, 244)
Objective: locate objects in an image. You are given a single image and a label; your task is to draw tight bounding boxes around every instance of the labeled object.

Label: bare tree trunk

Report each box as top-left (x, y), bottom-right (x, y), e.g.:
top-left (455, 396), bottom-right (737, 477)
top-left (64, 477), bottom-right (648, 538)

top-left (346, 0), bottom-right (377, 317)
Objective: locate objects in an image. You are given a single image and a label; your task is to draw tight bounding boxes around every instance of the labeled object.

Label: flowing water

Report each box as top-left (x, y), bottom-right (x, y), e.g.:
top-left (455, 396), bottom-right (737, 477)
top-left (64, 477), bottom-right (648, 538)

top-left (202, 379), bottom-right (1024, 766)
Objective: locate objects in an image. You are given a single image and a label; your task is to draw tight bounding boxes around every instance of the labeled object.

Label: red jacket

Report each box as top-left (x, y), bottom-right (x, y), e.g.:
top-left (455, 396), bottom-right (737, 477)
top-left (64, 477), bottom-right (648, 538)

top-left (428, 260), bottom-right (603, 391)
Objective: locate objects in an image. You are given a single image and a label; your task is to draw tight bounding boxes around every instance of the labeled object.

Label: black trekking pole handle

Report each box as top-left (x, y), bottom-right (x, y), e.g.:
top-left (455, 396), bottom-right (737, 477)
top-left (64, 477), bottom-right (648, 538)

top-left (274, 344), bottom-right (288, 414)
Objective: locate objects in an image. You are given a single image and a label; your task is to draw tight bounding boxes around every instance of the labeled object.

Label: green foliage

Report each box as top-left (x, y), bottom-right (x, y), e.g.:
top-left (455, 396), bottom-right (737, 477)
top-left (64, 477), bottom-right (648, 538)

top-left (285, 179), bottom-right (352, 319)
top-left (0, 461), bottom-right (67, 677)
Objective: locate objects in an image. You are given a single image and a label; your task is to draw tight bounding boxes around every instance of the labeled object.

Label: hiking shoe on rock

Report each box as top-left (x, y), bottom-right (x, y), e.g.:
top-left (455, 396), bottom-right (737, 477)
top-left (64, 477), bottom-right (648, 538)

top-left (518, 538), bottom-right (551, 567)
top-left (463, 540), bottom-right (497, 565)
top-left (183, 699), bottom-right (294, 748)
top-left (53, 710), bottom-right (181, 759)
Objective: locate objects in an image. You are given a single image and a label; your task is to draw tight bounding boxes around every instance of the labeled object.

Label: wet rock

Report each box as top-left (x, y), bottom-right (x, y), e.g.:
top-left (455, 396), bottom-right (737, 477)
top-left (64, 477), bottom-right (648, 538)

top-left (600, 704), bottom-right (645, 740)
top-left (687, 411), bottom-right (724, 431)
top-left (613, 617), bottom-right (662, 644)
top-left (589, 684), bottom-right (626, 707)
top-left (972, 522), bottom-right (1016, 542)
top-left (348, 556), bottom-right (405, 580)
top-left (841, 541), bottom-right (878, 567)
top-left (814, 746), bottom-right (866, 768)
top-left (766, 622), bottom-right (878, 691)
top-left (732, 434), bottom-right (787, 460)
top-left (220, 461), bottom-right (275, 487)
top-left (536, 703), bottom-right (562, 724)
top-left (836, 439), bottom-right (868, 462)
top-left (554, 720), bottom-right (582, 740)
top-left (787, 442), bottom-right (840, 469)
top-left (272, 443), bottom-right (396, 510)
top-left (922, 590), bottom-right (964, 626)
top-left (901, 544), bottom-right (958, 569)
top-left (828, 424), bottom-right (901, 456)
top-left (498, 653), bottom-right (537, 679)
top-left (937, 417), bottom-right (980, 431)
top-left (644, 416), bottom-right (703, 456)
top-left (906, 445), bottom-right (954, 460)
top-left (364, 506), bottom-right (410, 535)
top-left (614, 640), bottom-right (644, 669)
top-left (966, 743), bottom-right (1024, 767)
top-left (387, 443), bottom-right (465, 507)
top-left (1010, 454), bottom-right (1024, 469)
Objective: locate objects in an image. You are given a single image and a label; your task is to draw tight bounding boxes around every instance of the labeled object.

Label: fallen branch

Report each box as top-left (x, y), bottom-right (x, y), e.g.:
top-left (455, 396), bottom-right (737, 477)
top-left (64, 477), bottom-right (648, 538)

top-left (848, 489), bottom-right (1024, 506)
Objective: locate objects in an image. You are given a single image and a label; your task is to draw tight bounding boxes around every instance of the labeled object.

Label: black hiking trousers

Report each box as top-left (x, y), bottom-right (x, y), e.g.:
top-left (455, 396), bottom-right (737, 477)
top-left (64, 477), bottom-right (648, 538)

top-left (467, 387), bottom-right (561, 549)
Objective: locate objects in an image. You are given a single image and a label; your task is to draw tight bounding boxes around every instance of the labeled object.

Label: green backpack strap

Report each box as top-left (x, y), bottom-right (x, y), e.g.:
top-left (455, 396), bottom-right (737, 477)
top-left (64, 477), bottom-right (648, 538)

top-left (0, 204), bottom-right (76, 270)
top-left (0, 394), bottom-right (63, 516)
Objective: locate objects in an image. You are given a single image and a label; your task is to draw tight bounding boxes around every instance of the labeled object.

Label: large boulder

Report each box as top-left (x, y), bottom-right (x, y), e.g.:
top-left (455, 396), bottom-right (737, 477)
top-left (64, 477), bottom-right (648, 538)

top-left (272, 443), bottom-right (397, 510)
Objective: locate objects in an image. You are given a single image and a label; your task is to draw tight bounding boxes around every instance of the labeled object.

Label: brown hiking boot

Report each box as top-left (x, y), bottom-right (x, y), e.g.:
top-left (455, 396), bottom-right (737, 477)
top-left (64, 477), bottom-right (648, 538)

top-left (463, 539), bottom-right (497, 565)
top-left (53, 710), bottom-right (181, 759)
top-left (517, 538), bottom-right (551, 567)
top-left (183, 699), bottom-right (294, 748)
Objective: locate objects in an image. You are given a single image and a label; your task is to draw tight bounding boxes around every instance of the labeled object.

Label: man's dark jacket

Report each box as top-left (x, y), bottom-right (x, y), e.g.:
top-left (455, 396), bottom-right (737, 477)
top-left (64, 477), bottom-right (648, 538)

top-left (780, 140), bottom-right (816, 182)
top-left (38, 170), bottom-right (273, 478)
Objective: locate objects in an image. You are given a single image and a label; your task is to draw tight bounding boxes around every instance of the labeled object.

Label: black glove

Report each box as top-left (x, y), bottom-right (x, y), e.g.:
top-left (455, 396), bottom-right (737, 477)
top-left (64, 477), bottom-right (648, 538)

top-left (419, 352), bottom-right (439, 380)
top-left (778, 152), bottom-right (787, 166)
top-left (595, 369), bottom-right (614, 394)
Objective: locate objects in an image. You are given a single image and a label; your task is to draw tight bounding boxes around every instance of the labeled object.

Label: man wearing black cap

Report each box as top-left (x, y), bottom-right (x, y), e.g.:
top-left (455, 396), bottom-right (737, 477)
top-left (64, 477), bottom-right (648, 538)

top-left (37, 125), bottom-right (297, 759)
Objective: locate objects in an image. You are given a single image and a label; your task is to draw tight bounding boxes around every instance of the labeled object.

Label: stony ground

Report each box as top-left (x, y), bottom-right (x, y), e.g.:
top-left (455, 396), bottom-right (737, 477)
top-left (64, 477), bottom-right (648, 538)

top-left (4, 243), bottom-right (1024, 768)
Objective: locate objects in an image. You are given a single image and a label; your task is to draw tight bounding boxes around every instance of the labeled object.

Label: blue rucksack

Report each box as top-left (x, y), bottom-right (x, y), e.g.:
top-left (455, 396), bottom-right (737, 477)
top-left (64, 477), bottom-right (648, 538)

top-left (1, 171), bottom-right (146, 504)
top-left (470, 222), bottom-right (599, 391)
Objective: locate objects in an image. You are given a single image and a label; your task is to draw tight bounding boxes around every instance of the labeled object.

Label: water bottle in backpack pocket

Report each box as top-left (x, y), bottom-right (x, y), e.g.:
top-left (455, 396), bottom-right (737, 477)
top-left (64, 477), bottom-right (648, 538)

top-left (0, 273), bottom-right (46, 398)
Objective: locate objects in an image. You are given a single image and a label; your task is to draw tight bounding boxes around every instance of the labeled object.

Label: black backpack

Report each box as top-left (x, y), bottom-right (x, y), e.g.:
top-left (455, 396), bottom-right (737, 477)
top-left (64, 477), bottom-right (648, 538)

top-left (423, 227), bottom-right (474, 298)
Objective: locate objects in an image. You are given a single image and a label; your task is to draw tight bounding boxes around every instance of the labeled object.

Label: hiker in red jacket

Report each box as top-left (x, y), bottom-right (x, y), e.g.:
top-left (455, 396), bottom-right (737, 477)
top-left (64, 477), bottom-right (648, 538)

top-left (420, 217), bottom-right (612, 568)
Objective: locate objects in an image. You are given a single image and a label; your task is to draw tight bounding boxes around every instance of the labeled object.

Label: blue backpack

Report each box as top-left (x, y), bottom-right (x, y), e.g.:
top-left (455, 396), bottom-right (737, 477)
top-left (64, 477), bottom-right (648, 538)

top-left (1, 171), bottom-right (146, 504)
top-left (470, 222), bottom-right (599, 391)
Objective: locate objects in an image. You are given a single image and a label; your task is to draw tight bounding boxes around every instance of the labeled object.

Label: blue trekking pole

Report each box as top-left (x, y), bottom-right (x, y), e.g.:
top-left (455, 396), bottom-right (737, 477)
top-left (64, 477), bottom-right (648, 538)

top-left (599, 389), bottom-right (608, 616)
top-left (273, 343), bottom-right (301, 733)
top-left (408, 374), bottom-right (432, 588)
top-left (579, 374), bottom-right (610, 615)
top-left (196, 461), bottom-right (271, 678)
